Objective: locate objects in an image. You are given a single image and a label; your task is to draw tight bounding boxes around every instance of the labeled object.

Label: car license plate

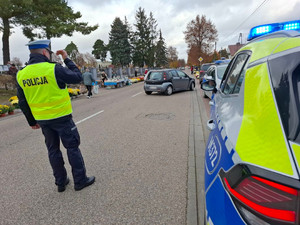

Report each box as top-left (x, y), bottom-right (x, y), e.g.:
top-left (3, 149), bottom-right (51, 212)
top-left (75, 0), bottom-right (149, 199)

top-left (150, 86), bottom-right (157, 90)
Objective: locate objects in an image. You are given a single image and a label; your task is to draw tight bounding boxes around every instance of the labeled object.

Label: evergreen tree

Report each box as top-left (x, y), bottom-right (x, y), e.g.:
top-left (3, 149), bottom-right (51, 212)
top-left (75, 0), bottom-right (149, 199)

top-left (0, 0), bottom-right (32, 64)
top-left (92, 39), bottom-right (107, 62)
top-left (65, 41), bottom-right (79, 61)
top-left (65, 41), bottom-right (78, 55)
top-left (155, 30), bottom-right (168, 67)
top-left (219, 48), bottom-right (229, 58)
top-left (124, 16), bottom-right (133, 61)
top-left (21, 0), bottom-right (98, 43)
top-left (132, 7), bottom-right (150, 67)
top-left (147, 12), bottom-right (157, 67)
top-left (108, 17), bottom-right (131, 67)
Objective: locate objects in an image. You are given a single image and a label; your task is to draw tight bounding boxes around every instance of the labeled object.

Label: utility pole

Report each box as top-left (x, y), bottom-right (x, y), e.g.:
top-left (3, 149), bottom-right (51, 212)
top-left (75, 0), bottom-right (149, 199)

top-left (238, 33), bottom-right (243, 44)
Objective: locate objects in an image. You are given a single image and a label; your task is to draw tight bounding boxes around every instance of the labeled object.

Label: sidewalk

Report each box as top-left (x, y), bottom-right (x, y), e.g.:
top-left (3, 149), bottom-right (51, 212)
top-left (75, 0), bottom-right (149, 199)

top-left (187, 83), bottom-right (210, 225)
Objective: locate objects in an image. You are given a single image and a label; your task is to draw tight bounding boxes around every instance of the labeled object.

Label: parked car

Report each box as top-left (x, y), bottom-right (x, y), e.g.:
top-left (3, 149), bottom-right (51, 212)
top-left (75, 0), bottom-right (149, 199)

top-left (144, 69), bottom-right (195, 95)
top-left (199, 63), bottom-right (214, 83)
top-left (201, 20), bottom-right (300, 225)
top-left (202, 62), bottom-right (230, 99)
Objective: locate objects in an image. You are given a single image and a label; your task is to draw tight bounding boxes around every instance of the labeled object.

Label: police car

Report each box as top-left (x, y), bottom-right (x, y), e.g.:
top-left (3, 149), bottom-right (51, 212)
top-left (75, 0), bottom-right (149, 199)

top-left (201, 20), bottom-right (300, 225)
top-left (203, 59), bottom-right (230, 99)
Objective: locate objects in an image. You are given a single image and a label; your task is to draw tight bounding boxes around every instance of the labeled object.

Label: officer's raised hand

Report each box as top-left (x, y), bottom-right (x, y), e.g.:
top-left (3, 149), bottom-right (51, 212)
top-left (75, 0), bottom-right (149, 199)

top-left (56, 50), bottom-right (68, 60)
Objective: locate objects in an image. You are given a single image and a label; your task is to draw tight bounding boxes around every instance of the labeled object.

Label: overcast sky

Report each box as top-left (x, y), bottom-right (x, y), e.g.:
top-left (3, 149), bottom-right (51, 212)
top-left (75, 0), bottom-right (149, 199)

top-left (2, 0), bottom-right (300, 65)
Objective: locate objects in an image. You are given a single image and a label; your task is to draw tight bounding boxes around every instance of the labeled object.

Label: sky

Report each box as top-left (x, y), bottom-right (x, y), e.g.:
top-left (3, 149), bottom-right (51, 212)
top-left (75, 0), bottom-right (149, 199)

top-left (1, 0), bottom-right (300, 65)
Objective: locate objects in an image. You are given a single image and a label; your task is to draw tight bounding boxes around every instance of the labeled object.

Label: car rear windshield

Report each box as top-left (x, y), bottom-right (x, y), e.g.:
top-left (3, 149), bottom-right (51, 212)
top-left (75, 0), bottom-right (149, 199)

top-left (148, 71), bottom-right (163, 80)
top-left (269, 51), bottom-right (300, 144)
top-left (201, 64), bottom-right (212, 71)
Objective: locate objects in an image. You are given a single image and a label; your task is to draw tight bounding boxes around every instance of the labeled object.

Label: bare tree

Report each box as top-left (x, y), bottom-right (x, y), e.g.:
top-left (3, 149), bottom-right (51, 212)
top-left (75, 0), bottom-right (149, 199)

top-left (11, 57), bottom-right (23, 67)
top-left (167, 46), bottom-right (179, 68)
top-left (167, 46), bottom-right (178, 62)
top-left (74, 52), bottom-right (85, 68)
top-left (84, 53), bottom-right (97, 67)
top-left (184, 15), bottom-right (218, 65)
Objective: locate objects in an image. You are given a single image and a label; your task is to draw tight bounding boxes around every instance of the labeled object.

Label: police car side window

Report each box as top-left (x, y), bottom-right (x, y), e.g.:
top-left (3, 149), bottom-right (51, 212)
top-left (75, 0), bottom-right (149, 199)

top-left (223, 53), bottom-right (249, 95)
top-left (232, 65), bottom-right (247, 94)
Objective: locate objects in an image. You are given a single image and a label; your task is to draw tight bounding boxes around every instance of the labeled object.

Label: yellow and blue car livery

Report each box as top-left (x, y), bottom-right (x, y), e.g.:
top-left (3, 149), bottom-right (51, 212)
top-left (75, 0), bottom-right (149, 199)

top-left (202, 20), bottom-right (300, 225)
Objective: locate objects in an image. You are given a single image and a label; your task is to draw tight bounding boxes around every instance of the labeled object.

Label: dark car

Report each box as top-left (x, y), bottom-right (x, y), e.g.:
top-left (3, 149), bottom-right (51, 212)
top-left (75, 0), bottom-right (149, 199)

top-left (144, 69), bottom-right (195, 95)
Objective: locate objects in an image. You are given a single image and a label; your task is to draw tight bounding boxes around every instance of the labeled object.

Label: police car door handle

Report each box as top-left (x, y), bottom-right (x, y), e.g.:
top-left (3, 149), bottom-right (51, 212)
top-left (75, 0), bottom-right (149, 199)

top-left (207, 119), bottom-right (216, 131)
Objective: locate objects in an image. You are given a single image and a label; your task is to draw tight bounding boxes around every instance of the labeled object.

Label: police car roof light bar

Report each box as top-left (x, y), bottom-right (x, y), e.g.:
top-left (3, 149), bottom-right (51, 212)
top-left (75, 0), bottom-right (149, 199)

top-left (247, 20), bottom-right (300, 41)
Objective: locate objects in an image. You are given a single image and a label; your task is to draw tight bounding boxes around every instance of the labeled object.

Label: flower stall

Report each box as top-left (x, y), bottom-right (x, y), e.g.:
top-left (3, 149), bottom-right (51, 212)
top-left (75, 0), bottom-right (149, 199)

top-left (104, 78), bottom-right (126, 88)
top-left (68, 88), bottom-right (81, 98)
top-left (0, 105), bottom-right (9, 117)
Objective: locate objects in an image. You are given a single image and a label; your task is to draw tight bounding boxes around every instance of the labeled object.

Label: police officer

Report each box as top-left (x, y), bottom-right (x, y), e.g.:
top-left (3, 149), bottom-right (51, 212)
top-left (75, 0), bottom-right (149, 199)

top-left (17, 40), bottom-right (95, 192)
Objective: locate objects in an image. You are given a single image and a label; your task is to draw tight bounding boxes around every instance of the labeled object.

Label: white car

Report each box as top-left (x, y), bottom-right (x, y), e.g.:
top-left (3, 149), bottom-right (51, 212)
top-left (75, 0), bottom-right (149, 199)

top-left (203, 63), bottom-right (229, 99)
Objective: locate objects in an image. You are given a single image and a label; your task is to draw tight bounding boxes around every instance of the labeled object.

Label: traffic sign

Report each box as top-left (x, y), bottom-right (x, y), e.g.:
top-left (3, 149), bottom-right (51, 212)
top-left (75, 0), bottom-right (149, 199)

top-left (198, 57), bottom-right (203, 62)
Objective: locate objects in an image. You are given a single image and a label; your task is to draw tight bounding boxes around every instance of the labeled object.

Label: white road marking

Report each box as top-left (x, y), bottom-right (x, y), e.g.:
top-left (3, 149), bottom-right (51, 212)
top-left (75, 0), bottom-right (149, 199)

top-left (75, 110), bottom-right (104, 125)
top-left (131, 92), bottom-right (143, 98)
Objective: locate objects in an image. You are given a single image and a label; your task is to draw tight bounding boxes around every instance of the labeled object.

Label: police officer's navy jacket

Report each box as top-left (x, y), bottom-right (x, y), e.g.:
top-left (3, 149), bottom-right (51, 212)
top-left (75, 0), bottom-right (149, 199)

top-left (17, 53), bottom-right (82, 126)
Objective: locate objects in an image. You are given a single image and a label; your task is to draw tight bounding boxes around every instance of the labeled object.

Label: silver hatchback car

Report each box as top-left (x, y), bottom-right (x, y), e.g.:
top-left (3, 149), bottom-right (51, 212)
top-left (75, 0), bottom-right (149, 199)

top-left (144, 69), bottom-right (195, 95)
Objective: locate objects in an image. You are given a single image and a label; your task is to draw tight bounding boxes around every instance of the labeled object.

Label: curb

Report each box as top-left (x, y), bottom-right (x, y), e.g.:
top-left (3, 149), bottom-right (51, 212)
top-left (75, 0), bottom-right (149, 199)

top-left (187, 84), bottom-right (209, 225)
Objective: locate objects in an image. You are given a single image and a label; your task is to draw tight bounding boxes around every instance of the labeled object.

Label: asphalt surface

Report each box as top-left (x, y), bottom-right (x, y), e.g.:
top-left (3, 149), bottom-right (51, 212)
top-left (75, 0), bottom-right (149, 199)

top-left (0, 75), bottom-right (209, 225)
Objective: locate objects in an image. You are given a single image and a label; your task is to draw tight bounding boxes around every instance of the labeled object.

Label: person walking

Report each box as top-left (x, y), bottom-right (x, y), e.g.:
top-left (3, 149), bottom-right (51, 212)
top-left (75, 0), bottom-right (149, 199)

top-left (101, 71), bottom-right (107, 84)
top-left (82, 68), bottom-right (95, 99)
top-left (8, 63), bottom-right (18, 76)
top-left (16, 39), bottom-right (95, 192)
top-left (8, 63), bottom-right (18, 87)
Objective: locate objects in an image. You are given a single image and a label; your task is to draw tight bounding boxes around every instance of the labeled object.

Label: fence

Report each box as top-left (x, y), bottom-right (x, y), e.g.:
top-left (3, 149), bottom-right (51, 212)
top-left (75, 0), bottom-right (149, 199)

top-left (0, 65), bottom-right (9, 74)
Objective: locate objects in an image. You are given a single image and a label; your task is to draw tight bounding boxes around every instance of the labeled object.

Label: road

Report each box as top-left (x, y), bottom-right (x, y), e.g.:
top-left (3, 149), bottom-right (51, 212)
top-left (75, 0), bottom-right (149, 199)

top-left (0, 76), bottom-right (210, 225)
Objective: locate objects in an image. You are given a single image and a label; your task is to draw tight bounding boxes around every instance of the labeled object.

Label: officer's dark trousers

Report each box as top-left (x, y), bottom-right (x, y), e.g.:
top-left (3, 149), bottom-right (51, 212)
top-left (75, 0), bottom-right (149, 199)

top-left (39, 118), bottom-right (87, 186)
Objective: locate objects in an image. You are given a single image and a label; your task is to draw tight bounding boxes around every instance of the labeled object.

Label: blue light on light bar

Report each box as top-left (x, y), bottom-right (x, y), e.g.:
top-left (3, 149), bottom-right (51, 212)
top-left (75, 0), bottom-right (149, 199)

top-left (284, 23), bottom-right (300, 30)
top-left (253, 25), bottom-right (271, 35)
top-left (247, 20), bottom-right (300, 41)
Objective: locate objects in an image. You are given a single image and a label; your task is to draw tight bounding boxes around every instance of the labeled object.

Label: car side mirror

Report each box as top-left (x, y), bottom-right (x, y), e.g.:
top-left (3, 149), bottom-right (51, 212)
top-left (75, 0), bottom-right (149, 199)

top-left (201, 79), bottom-right (216, 90)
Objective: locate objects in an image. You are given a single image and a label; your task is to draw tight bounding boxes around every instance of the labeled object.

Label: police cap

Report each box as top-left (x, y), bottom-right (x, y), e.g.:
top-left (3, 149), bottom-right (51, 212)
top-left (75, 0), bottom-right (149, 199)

top-left (26, 39), bottom-right (51, 50)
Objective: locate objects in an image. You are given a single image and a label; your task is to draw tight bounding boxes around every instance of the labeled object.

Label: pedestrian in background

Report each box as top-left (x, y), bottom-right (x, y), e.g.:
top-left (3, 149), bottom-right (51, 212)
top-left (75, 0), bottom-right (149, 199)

top-left (101, 71), bottom-right (108, 83)
top-left (82, 68), bottom-right (95, 99)
top-left (8, 63), bottom-right (18, 76)
top-left (8, 63), bottom-right (18, 87)
top-left (16, 39), bottom-right (95, 192)
top-left (191, 65), bottom-right (193, 75)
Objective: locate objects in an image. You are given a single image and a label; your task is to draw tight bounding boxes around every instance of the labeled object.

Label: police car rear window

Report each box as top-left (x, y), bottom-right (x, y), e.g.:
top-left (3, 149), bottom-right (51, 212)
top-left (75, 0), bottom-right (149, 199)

top-left (269, 51), bottom-right (300, 143)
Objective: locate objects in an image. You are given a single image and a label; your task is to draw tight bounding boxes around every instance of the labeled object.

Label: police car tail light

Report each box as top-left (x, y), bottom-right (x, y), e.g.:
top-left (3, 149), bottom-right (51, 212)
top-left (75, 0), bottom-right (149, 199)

top-left (224, 176), bottom-right (299, 224)
top-left (247, 20), bottom-right (300, 40)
